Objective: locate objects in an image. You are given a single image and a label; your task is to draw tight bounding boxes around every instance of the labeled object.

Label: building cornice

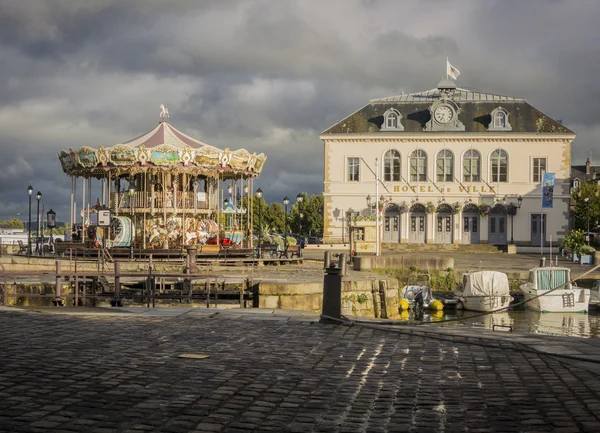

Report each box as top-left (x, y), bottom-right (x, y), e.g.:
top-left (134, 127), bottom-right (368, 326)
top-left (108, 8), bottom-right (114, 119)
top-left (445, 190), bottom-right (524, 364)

top-left (319, 133), bottom-right (575, 144)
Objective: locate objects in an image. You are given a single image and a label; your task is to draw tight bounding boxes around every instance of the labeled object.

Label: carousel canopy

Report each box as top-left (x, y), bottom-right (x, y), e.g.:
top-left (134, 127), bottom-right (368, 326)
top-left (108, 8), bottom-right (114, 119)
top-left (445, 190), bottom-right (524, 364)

top-left (58, 115), bottom-right (266, 179)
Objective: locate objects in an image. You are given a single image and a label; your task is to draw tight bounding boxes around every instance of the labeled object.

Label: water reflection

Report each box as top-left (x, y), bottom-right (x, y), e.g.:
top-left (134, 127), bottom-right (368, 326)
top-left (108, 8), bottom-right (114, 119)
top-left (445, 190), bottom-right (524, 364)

top-left (403, 309), bottom-right (600, 338)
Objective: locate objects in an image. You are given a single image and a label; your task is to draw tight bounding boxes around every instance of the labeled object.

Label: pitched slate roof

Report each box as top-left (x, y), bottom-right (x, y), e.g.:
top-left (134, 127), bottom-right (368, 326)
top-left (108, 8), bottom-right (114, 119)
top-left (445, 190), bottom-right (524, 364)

top-left (322, 85), bottom-right (573, 135)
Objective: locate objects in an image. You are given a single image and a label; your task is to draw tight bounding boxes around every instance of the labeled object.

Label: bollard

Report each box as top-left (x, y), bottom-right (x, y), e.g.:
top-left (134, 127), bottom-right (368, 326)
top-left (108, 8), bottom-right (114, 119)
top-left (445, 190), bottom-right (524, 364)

top-left (186, 246), bottom-right (199, 274)
top-left (324, 251), bottom-right (331, 269)
top-left (54, 261), bottom-right (64, 306)
top-left (320, 263), bottom-right (343, 323)
top-left (339, 253), bottom-right (347, 276)
top-left (540, 257), bottom-right (546, 267)
top-left (112, 262), bottom-right (122, 307)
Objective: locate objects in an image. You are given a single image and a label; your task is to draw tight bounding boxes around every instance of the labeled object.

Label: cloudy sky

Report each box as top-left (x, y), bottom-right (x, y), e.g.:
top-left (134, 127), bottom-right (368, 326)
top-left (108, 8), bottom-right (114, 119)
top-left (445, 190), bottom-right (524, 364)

top-left (0, 0), bottom-right (598, 223)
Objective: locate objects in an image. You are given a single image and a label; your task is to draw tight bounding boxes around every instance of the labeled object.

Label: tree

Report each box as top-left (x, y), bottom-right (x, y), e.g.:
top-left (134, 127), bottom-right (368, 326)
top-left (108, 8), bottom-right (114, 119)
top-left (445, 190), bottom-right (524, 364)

top-left (265, 203), bottom-right (285, 234)
top-left (572, 181), bottom-right (600, 233)
top-left (290, 193), bottom-right (324, 238)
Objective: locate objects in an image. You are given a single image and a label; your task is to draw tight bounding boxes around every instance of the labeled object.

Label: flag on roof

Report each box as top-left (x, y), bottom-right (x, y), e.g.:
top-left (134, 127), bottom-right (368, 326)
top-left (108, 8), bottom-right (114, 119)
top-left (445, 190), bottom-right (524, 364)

top-left (447, 59), bottom-right (461, 80)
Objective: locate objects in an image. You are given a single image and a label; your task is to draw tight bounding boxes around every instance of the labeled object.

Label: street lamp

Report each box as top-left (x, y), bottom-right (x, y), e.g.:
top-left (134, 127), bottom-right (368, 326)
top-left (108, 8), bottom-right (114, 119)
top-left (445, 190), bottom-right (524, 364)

top-left (296, 193), bottom-right (303, 249)
top-left (585, 197), bottom-right (591, 244)
top-left (27, 185), bottom-right (33, 256)
top-left (35, 191), bottom-right (42, 254)
top-left (283, 196), bottom-right (289, 249)
top-left (508, 195), bottom-right (523, 244)
top-left (256, 188), bottom-right (263, 257)
top-left (47, 208), bottom-right (56, 254)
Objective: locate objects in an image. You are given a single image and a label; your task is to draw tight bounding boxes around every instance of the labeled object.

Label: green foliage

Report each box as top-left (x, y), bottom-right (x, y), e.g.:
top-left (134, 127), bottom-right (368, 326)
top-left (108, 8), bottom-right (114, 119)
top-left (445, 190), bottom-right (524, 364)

top-left (572, 181), bottom-right (600, 232)
top-left (374, 267), bottom-right (458, 293)
top-left (290, 192), bottom-right (324, 238)
top-left (356, 293), bottom-right (369, 304)
top-left (0, 218), bottom-right (25, 229)
top-left (286, 236), bottom-right (297, 245)
top-left (579, 245), bottom-right (596, 255)
top-left (561, 229), bottom-right (586, 255)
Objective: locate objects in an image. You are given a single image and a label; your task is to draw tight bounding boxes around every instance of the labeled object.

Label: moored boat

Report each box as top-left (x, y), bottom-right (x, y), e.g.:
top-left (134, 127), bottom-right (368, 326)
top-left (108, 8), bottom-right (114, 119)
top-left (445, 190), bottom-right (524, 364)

top-left (399, 280), bottom-right (443, 312)
top-left (455, 271), bottom-right (513, 312)
top-left (520, 267), bottom-right (589, 313)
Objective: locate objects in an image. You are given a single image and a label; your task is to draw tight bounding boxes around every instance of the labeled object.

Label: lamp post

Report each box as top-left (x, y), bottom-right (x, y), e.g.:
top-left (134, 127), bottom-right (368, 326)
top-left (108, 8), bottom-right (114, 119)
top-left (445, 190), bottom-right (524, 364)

top-left (296, 193), bottom-right (303, 250)
top-left (47, 209), bottom-right (56, 254)
top-left (585, 197), bottom-right (590, 244)
top-left (256, 188), bottom-right (263, 257)
top-left (508, 195), bottom-right (523, 244)
top-left (27, 185), bottom-right (33, 256)
top-left (283, 196), bottom-right (289, 249)
top-left (35, 191), bottom-right (42, 255)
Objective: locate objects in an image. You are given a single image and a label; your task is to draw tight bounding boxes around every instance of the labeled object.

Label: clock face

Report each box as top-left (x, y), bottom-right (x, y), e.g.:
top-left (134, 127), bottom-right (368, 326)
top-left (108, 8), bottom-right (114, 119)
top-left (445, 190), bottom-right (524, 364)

top-left (434, 105), bottom-right (454, 124)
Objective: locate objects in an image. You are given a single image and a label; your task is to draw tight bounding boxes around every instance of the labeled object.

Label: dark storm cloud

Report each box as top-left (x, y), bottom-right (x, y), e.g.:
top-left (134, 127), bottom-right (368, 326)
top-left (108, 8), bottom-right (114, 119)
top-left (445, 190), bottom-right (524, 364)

top-left (0, 0), bottom-right (599, 220)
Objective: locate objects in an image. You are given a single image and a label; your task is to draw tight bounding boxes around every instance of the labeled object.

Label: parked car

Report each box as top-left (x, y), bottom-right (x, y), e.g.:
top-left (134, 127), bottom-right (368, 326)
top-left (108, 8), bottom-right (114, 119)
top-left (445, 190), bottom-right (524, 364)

top-left (308, 237), bottom-right (323, 244)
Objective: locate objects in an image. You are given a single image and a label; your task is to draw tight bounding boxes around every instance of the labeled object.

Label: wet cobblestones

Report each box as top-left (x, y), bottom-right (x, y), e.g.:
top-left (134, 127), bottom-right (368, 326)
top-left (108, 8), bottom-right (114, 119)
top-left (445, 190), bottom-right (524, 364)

top-left (0, 309), bottom-right (599, 432)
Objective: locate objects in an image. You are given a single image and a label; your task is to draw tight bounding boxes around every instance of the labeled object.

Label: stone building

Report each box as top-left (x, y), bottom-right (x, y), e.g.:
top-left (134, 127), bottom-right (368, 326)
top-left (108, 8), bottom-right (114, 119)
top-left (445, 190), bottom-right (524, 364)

top-left (320, 79), bottom-right (574, 248)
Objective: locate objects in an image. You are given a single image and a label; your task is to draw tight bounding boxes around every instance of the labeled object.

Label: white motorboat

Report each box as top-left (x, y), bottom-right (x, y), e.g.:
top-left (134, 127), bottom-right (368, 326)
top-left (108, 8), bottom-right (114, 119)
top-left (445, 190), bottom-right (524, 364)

top-left (520, 267), bottom-right (589, 313)
top-left (455, 271), bottom-right (513, 312)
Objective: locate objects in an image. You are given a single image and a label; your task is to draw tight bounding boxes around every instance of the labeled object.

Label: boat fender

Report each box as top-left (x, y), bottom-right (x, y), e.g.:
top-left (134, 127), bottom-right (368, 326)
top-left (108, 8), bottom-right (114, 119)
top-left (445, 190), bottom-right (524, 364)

top-left (430, 300), bottom-right (444, 311)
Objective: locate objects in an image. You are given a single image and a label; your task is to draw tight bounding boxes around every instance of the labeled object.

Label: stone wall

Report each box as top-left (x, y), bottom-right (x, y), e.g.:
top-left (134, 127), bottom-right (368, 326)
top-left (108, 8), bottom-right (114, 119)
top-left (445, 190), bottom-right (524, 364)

top-left (256, 277), bottom-right (399, 319)
top-left (353, 255), bottom-right (454, 271)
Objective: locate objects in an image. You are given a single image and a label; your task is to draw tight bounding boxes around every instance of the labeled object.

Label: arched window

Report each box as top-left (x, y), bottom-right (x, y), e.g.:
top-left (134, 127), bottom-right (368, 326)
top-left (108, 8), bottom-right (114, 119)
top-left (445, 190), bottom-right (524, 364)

top-left (494, 112), bottom-right (506, 128)
top-left (490, 149), bottom-right (508, 182)
top-left (573, 178), bottom-right (581, 189)
top-left (410, 149), bottom-right (427, 182)
top-left (488, 107), bottom-right (512, 131)
top-left (436, 149), bottom-right (454, 182)
top-left (381, 108), bottom-right (404, 131)
top-left (384, 150), bottom-right (401, 182)
top-left (463, 149), bottom-right (481, 182)
top-left (387, 112), bottom-right (398, 128)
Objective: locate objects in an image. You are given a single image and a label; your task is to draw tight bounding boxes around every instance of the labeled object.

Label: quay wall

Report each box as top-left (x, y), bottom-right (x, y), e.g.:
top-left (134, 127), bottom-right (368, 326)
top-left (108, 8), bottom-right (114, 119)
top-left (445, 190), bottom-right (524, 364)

top-left (257, 278), bottom-right (399, 319)
top-left (354, 255), bottom-right (454, 271)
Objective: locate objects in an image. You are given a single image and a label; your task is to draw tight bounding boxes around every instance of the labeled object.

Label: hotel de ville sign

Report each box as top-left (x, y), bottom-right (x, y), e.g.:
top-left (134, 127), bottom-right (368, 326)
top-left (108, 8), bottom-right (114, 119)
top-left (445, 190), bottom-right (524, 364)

top-left (391, 183), bottom-right (496, 194)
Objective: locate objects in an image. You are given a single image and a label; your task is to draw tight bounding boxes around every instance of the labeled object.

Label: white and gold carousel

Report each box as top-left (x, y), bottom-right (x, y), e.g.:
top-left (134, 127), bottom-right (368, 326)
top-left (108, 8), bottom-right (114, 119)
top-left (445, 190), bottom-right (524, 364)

top-left (57, 107), bottom-right (266, 249)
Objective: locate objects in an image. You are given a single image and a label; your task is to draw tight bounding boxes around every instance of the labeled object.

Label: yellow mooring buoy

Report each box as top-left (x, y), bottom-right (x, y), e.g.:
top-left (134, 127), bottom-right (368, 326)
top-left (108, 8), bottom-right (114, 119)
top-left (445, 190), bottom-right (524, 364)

top-left (399, 299), bottom-right (410, 310)
top-left (430, 300), bottom-right (444, 311)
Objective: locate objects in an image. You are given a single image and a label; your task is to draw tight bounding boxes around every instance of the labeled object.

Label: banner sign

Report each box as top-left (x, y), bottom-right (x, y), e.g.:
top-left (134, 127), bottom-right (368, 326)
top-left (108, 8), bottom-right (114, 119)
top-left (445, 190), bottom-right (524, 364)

top-left (542, 172), bottom-right (555, 209)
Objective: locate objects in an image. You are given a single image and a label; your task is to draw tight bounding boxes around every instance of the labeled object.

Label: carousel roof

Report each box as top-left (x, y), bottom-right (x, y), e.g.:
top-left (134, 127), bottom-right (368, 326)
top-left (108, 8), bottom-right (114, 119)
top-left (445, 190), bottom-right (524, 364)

top-left (57, 115), bottom-right (267, 180)
top-left (122, 121), bottom-right (218, 150)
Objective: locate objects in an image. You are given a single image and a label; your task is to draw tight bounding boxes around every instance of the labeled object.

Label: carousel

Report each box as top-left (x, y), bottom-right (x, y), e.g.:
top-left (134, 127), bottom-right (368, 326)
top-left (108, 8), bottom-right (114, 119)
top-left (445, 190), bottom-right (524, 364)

top-left (57, 106), bottom-right (266, 250)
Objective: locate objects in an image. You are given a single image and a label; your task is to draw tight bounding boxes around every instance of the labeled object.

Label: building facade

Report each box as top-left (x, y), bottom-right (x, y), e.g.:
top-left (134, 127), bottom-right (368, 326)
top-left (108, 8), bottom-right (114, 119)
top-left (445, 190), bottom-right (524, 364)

top-left (320, 80), bottom-right (574, 248)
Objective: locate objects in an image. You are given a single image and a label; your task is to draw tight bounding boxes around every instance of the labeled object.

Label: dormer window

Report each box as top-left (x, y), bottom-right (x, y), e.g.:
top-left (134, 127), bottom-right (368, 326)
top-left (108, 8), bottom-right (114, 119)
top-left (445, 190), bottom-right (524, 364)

top-left (488, 107), bottom-right (512, 132)
top-left (381, 108), bottom-right (404, 131)
top-left (573, 178), bottom-right (581, 189)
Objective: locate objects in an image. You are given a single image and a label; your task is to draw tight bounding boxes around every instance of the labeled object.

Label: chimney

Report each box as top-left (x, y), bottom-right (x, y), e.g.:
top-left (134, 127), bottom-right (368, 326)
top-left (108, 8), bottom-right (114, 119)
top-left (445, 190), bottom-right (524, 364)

top-left (586, 158), bottom-right (591, 175)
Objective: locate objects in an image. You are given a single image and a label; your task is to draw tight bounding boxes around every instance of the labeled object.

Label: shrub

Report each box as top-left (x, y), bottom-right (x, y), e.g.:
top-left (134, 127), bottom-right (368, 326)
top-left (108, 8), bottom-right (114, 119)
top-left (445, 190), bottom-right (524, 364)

top-left (561, 229), bottom-right (586, 255)
top-left (579, 245), bottom-right (596, 255)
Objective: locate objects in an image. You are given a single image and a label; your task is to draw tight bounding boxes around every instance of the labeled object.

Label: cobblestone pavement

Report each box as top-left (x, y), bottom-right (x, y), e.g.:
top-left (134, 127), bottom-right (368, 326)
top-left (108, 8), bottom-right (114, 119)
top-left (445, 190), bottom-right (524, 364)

top-left (1, 308), bottom-right (600, 433)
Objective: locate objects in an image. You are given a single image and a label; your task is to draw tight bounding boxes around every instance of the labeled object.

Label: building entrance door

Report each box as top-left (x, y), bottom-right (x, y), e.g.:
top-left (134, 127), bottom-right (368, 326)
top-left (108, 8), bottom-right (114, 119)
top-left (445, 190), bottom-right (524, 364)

top-left (435, 214), bottom-right (453, 244)
top-left (488, 215), bottom-right (507, 245)
top-left (531, 214), bottom-right (546, 246)
top-left (462, 214), bottom-right (480, 244)
top-left (488, 205), bottom-right (507, 245)
top-left (409, 215), bottom-right (426, 243)
top-left (383, 215), bottom-right (400, 242)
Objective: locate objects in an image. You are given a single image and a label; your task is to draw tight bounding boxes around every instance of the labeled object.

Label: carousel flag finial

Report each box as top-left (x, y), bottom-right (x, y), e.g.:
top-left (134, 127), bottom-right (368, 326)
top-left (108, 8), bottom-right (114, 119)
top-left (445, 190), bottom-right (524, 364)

top-left (160, 104), bottom-right (170, 121)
